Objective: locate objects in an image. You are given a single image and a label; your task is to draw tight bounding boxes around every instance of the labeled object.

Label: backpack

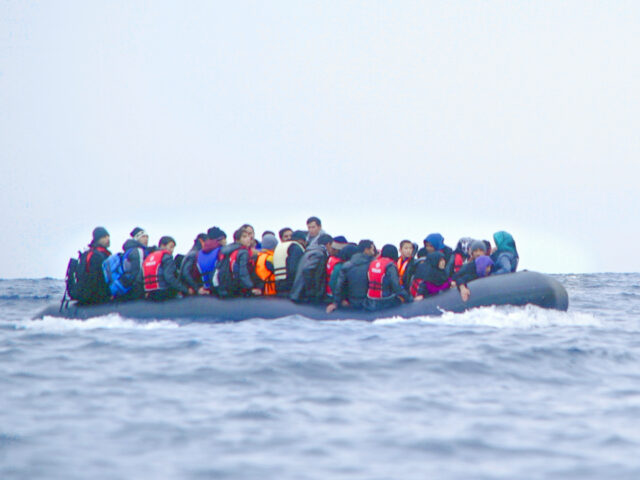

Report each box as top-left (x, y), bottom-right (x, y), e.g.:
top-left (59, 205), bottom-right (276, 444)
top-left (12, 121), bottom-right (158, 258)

top-left (102, 249), bottom-right (135, 297)
top-left (215, 253), bottom-right (233, 297)
top-left (64, 253), bottom-right (82, 301)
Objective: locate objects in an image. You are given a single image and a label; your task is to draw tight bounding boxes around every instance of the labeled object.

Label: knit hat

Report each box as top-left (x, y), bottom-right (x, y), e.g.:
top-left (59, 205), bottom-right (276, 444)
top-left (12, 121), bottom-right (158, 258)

top-left (380, 244), bottom-right (399, 262)
top-left (130, 227), bottom-right (148, 242)
top-left (91, 227), bottom-right (109, 244)
top-left (207, 226), bottom-right (226, 240)
top-left (469, 239), bottom-right (487, 253)
top-left (331, 235), bottom-right (348, 250)
top-left (261, 234), bottom-right (278, 251)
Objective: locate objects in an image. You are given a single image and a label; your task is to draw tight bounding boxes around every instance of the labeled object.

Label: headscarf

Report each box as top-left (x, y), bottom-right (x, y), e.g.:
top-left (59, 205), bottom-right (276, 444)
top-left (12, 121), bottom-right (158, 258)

top-left (424, 252), bottom-right (449, 285)
top-left (493, 231), bottom-right (518, 256)
top-left (475, 256), bottom-right (494, 278)
top-left (454, 237), bottom-right (473, 259)
top-left (424, 233), bottom-right (445, 251)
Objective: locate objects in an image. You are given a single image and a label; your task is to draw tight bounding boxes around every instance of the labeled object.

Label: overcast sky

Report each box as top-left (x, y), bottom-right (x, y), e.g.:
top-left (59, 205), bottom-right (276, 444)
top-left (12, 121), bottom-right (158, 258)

top-left (1, 2), bottom-right (639, 278)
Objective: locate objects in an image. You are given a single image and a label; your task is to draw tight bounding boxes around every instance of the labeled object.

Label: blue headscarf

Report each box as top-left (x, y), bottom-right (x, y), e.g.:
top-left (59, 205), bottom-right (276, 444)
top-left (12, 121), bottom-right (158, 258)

top-left (424, 233), bottom-right (445, 251)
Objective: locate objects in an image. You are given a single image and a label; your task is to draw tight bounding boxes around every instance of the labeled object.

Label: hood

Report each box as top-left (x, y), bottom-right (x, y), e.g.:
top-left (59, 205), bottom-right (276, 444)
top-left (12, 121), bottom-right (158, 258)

top-left (122, 238), bottom-right (145, 251)
top-left (493, 231), bottom-right (518, 256)
top-left (454, 237), bottom-right (473, 257)
top-left (424, 233), bottom-right (445, 251)
top-left (424, 252), bottom-right (448, 285)
top-left (475, 256), bottom-right (495, 277)
top-left (201, 238), bottom-right (221, 254)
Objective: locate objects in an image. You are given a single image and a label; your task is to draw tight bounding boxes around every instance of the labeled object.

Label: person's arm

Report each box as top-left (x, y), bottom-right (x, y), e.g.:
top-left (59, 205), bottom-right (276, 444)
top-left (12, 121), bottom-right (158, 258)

top-left (327, 262), bottom-right (349, 312)
top-left (492, 254), bottom-right (512, 275)
top-left (388, 265), bottom-right (411, 302)
top-left (180, 252), bottom-right (200, 291)
top-left (236, 250), bottom-right (255, 290)
top-left (163, 255), bottom-right (189, 294)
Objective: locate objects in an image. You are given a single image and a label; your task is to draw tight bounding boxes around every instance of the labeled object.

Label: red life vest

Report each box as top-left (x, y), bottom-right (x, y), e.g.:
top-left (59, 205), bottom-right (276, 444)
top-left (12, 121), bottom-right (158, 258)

top-left (367, 257), bottom-right (394, 299)
top-left (396, 257), bottom-right (410, 285)
top-left (143, 250), bottom-right (170, 292)
top-left (325, 256), bottom-right (342, 295)
top-left (453, 253), bottom-right (465, 273)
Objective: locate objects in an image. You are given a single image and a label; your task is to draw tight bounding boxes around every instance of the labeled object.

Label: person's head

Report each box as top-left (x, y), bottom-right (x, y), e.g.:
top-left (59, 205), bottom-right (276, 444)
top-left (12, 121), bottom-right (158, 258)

top-left (306, 216), bottom-right (322, 237)
top-left (493, 231), bottom-right (517, 255)
top-left (239, 229), bottom-right (252, 247)
top-left (475, 255), bottom-right (494, 278)
top-left (279, 227), bottom-right (293, 242)
top-left (416, 247), bottom-right (427, 258)
top-left (427, 251), bottom-right (446, 270)
top-left (291, 230), bottom-right (307, 246)
top-left (317, 234), bottom-right (333, 248)
top-left (358, 239), bottom-right (376, 256)
top-left (261, 234), bottom-right (278, 252)
top-left (262, 230), bottom-right (275, 239)
top-left (339, 244), bottom-right (358, 262)
top-left (424, 233), bottom-right (445, 253)
top-left (208, 226), bottom-right (226, 242)
top-left (240, 224), bottom-right (255, 241)
top-left (380, 244), bottom-right (399, 262)
top-left (158, 236), bottom-right (176, 254)
top-left (194, 233), bottom-right (207, 248)
top-left (399, 240), bottom-right (414, 259)
top-left (455, 237), bottom-right (473, 258)
top-left (130, 227), bottom-right (149, 247)
top-left (91, 227), bottom-right (110, 248)
top-left (469, 240), bottom-right (487, 260)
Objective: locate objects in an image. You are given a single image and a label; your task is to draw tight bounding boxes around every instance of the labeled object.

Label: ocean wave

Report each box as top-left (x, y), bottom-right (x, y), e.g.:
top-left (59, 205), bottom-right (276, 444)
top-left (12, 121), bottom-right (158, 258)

top-left (15, 314), bottom-right (180, 331)
top-left (373, 304), bottom-right (602, 329)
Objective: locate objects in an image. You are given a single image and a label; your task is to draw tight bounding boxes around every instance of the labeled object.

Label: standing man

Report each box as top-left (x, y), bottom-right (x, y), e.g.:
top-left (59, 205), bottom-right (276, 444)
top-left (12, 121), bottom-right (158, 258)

top-left (306, 216), bottom-right (326, 247)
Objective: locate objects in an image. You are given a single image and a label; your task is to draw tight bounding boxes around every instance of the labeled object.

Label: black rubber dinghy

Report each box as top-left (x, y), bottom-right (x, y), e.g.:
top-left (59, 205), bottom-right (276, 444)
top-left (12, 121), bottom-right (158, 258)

top-left (38, 271), bottom-right (568, 322)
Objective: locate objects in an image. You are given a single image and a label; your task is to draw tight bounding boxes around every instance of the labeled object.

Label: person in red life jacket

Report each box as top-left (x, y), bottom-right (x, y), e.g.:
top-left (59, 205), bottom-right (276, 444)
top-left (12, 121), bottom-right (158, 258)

top-left (179, 233), bottom-right (209, 295)
top-left (75, 227), bottom-right (112, 305)
top-left (413, 252), bottom-right (452, 299)
top-left (363, 244), bottom-right (412, 311)
top-left (217, 228), bottom-right (262, 298)
top-left (255, 234), bottom-right (278, 296)
top-left (452, 255), bottom-right (494, 302)
top-left (326, 240), bottom-right (376, 314)
top-left (273, 230), bottom-right (307, 295)
top-left (424, 233), bottom-right (454, 275)
top-left (452, 237), bottom-right (473, 274)
top-left (397, 240), bottom-right (416, 287)
top-left (278, 227), bottom-right (293, 242)
top-left (143, 236), bottom-right (190, 301)
top-left (327, 243), bottom-right (358, 302)
top-left (325, 236), bottom-right (348, 300)
top-left (290, 234), bottom-right (333, 304)
top-left (197, 227), bottom-right (226, 293)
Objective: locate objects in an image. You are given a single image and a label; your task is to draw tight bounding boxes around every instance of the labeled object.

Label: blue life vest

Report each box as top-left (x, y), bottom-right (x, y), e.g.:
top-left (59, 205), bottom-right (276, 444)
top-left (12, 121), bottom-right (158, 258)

top-left (197, 246), bottom-right (221, 288)
top-left (102, 249), bottom-right (134, 297)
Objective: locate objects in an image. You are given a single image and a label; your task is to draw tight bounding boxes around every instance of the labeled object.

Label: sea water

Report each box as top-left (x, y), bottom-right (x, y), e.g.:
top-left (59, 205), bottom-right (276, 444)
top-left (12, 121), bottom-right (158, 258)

top-left (1, 274), bottom-right (639, 480)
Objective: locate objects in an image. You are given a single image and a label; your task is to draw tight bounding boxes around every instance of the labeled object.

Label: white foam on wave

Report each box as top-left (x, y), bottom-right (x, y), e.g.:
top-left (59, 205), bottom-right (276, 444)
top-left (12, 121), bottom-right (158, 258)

top-left (15, 314), bottom-right (180, 331)
top-left (374, 305), bottom-right (602, 329)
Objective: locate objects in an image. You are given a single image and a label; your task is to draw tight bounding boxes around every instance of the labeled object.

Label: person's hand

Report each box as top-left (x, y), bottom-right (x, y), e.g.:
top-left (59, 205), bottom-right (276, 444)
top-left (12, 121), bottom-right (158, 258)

top-left (340, 300), bottom-right (350, 307)
top-left (459, 285), bottom-right (470, 302)
top-left (414, 295), bottom-right (424, 301)
top-left (450, 281), bottom-right (456, 288)
top-left (188, 287), bottom-right (196, 295)
top-left (326, 303), bottom-right (338, 314)
top-left (251, 288), bottom-right (262, 296)
top-left (197, 287), bottom-right (209, 295)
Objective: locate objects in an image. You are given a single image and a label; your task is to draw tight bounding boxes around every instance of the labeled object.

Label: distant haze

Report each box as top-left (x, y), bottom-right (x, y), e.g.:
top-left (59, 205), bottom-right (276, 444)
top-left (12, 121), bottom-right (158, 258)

top-left (1, 2), bottom-right (639, 277)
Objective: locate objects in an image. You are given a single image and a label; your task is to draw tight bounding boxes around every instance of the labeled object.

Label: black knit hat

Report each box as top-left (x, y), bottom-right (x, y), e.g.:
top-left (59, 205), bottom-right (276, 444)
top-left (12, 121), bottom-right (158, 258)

top-left (91, 227), bottom-right (109, 244)
top-left (207, 226), bottom-right (226, 240)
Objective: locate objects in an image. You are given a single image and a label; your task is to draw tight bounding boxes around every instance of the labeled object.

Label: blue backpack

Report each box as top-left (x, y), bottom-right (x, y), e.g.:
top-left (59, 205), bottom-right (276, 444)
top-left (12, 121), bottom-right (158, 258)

top-left (102, 249), bottom-right (134, 297)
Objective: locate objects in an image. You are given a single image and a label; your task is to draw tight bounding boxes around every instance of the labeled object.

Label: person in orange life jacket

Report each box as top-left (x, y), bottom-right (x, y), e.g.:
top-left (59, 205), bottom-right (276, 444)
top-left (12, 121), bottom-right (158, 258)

top-left (76, 227), bottom-right (112, 305)
top-left (255, 234), bottom-right (278, 295)
top-left (306, 216), bottom-right (326, 247)
top-left (452, 255), bottom-right (494, 302)
top-left (279, 228), bottom-right (293, 242)
top-left (290, 234), bottom-right (333, 304)
top-left (197, 227), bottom-right (226, 291)
top-left (179, 233), bottom-right (209, 295)
top-left (397, 240), bottom-right (416, 287)
top-left (240, 224), bottom-right (261, 251)
top-left (326, 240), bottom-right (376, 314)
top-left (424, 233), bottom-right (454, 274)
top-left (363, 244), bottom-right (412, 311)
top-left (262, 230), bottom-right (275, 240)
top-left (327, 243), bottom-right (358, 301)
top-left (413, 252), bottom-right (452, 300)
top-left (117, 227), bottom-right (151, 302)
top-left (325, 236), bottom-right (348, 299)
top-left (143, 236), bottom-right (190, 301)
top-left (217, 228), bottom-right (262, 298)
top-left (452, 237), bottom-right (473, 274)
top-left (273, 230), bottom-right (307, 295)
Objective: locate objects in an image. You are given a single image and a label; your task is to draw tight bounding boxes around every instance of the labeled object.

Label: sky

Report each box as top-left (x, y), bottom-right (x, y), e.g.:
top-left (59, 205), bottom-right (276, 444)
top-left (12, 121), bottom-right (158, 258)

top-left (1, 1), bottom-right (639, 278)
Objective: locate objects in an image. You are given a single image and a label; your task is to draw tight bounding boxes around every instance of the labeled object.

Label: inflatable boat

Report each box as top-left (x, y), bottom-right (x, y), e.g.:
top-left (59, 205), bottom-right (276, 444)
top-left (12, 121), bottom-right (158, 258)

top-left (37, 271), bottom-right (569, 322)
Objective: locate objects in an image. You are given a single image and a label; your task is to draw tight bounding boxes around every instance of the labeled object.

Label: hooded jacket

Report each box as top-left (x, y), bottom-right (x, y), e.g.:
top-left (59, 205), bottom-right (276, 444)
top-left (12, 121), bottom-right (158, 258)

top-left (416, 252), bottom-right (451, 296)
top-left (333, 252), bottom-right (375, 308)
top-left (217, 243), bottom-right (255, 297)
top-left (76, 245), bottom-right (112, 304)
top-left (179, 242), bottom-right (203, 291)
top-left (119, 238), bottom-right (148, 300)
top-left (290, 244), bottom-right (328, 303)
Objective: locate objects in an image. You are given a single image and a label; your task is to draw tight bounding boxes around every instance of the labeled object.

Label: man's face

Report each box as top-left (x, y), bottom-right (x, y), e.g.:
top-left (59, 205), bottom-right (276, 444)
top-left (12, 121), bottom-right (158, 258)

top-left (400, 243), bottom-right (413, 259)
top-left (425, 242), bottom-right (435, 254)
top-left (165, 242), bottom-right (176, 255)
top-left (240, 232), bottom-right (252, 247)
top-left (245, 227), bottom-right (255, 241)
top-left (99, 235), bottom-right (110, 248)
top-left (281, 230), bottom-right (292, 242)
top-left (307, 221), bottom-right (320, 237)
top-left (438, 258), bottom-right (446, 269)
top-left (471, 248), bottom-right (484, 260)
top-left (140, 234), bottom-right (149, 247)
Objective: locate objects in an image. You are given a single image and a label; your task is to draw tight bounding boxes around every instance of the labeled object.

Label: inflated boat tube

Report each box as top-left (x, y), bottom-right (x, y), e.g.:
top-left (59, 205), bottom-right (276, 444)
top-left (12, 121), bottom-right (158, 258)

top-left (37, 271), bottom-right (568, 322)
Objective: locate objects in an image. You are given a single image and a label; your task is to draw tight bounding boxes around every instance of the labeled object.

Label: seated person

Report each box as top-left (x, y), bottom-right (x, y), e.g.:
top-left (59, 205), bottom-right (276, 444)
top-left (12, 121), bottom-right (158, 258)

top-left (75, 227), bottom-right (112, 305)
top-left (452, 237), bottom-right (473, 274)
top-left (363, 244), bottom-right (411, 311)
top-left (179, 233), bottom-right (208, 295)
top-left (397, 240), bottom-right (416, 286)
top-left (273, 230), bottom-right (307, 295)
top-left (326, 240), bottom-right (376, 313)
top-left (217, 227), bottom-right (262, 298)
top-left (452, 255), bottom-right (494, 302)
top-left (255, 234), bottom-right (278, 295)
top-left (143, 236), bottom-right (190, 301)
top-left (278, 227), bottom-right (293, 242)
top-left (413, 252), bottom-right (452, 299)
top-left (290, 234), bottom-right (333, 304)
top-left (491, 231), bottom-right (519, 274)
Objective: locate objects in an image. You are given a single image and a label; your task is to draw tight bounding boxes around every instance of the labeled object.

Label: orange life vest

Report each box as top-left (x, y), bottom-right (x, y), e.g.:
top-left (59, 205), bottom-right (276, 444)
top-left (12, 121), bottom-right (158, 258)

top-left (255, 251), bottom-right (276, 296)
top-left (396, 257), bottom-right (410, 285)
top-left (143, 250), bottom-right (170, 292)
top-left (367, 257), bottom-right (394, 299)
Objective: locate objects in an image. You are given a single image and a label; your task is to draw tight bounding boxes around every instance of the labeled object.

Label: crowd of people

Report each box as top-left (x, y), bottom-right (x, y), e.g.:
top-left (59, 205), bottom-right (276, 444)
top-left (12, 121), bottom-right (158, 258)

top-left (65, 217), bottom-right (519, 314)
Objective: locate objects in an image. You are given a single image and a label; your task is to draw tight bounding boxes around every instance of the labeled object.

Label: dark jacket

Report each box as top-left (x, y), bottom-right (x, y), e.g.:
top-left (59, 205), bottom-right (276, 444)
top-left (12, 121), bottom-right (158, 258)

top-left (491, 251), bottom-right (518, 275)
top-left (290, 244), bottom-right (328, 303)
top-left (275, 242), bottom-right (305, 294)
top-left (363, 261), bottom-right (411, 311)
top-left (452, 259), bottom-right (479, 289)
top-left (333, 252), bottom-right (374, 309)
top-left (121, 238), bottom-right (147, 300)
top-left (217, 243), bottom-right (255, 297)
top-left (159, 253), bottom-right (190, 295)
top-left (179, 243), bottom-right (203, 291)
top-left (77, 246), bottom-right (111, 305)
